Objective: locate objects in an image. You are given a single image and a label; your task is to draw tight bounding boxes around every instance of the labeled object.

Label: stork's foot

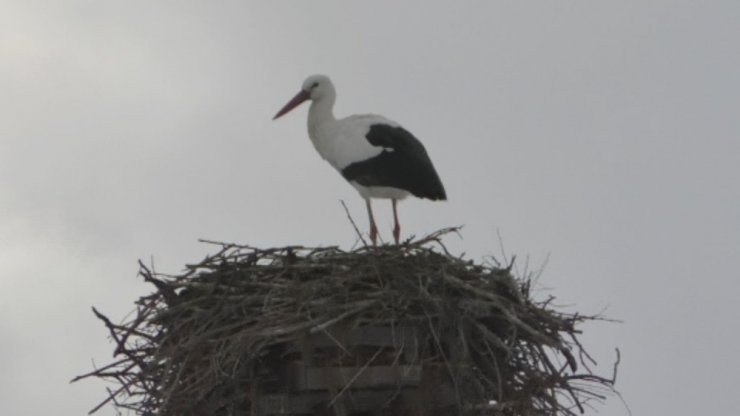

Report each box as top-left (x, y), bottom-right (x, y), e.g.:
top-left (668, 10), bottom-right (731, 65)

top-left (369, 224), bottom-right (378, 246)
top-left (391, 199), bottom-right (401, 245)
top-left (366, 199), bottom-right (378, 246)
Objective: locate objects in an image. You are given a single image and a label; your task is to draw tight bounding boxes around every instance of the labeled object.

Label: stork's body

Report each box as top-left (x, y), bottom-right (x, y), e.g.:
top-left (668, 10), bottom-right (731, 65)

top-left (274, 75), bottom-right (446, 244)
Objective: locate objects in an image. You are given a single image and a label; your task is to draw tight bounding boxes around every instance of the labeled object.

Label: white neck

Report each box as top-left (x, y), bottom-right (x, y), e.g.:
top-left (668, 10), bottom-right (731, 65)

top-left (308, 94), bottom-right (336, 127)
top-left (307, 89), bottom-right (337, 137)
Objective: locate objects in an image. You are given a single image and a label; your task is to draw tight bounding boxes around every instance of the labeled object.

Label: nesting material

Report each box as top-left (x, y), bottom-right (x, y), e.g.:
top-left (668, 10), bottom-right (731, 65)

top-left (75, 228), bottom-right (617, 415)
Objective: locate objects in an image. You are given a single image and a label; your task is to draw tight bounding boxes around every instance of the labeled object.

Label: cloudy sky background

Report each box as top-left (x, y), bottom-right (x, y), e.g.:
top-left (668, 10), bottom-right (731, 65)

top-left (2, 1), bottom-right (739, 414)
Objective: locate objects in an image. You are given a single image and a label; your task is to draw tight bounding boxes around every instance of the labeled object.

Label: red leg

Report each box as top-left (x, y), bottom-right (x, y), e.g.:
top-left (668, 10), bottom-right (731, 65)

top-left (366, 199), bottom-right (378, 245)
top-left (392, 199), bottom-right (400, 244)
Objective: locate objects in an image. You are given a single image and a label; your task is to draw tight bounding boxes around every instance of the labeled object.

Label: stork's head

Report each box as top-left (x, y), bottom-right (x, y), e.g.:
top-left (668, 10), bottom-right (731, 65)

top-left (273, 74), bottom-right (334, 120)
top-left (302, 74), bottom-right (332, 100)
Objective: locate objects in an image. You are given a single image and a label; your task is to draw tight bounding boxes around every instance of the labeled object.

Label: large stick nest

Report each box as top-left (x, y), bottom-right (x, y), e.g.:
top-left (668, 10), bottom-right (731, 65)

top-left (75, 228), bottom-right (617, 415)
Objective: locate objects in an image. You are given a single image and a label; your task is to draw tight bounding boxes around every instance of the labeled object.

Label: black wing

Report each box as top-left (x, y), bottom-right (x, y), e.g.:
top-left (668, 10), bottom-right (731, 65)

top-left (341, 124), bottom-right (446, 200)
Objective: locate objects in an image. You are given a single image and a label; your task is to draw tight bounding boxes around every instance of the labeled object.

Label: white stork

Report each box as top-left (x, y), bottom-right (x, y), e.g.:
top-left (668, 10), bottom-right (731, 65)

top-left (273, 74), bottom-right (446, 245)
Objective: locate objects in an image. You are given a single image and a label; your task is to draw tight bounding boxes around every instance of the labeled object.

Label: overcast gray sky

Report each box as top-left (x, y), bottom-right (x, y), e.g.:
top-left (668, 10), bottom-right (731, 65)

top-left (2, 1), bottom-right (739, 415)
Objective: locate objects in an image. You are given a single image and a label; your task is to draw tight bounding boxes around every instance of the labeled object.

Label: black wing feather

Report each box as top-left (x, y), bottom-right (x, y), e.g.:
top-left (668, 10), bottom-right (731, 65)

top-left (341, 124), bottom-right (446, 200)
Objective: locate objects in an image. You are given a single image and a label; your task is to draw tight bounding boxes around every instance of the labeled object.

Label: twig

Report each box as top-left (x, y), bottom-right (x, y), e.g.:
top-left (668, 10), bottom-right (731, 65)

top-left (328, 346), bottom-right (384, 406)
top-left (340, 199), bottom-right (368, 247)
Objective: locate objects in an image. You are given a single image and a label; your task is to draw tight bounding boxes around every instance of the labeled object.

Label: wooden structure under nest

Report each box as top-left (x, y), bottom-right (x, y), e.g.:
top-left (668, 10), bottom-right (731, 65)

top-left (256, 323), bottom-right (454, 415)
top-left (74, 228), bottom-right (618, 415)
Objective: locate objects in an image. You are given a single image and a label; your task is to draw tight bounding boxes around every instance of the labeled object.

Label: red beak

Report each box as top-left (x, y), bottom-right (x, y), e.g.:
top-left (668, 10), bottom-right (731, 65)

top-left (273, 90), bottom-right (310, 120)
